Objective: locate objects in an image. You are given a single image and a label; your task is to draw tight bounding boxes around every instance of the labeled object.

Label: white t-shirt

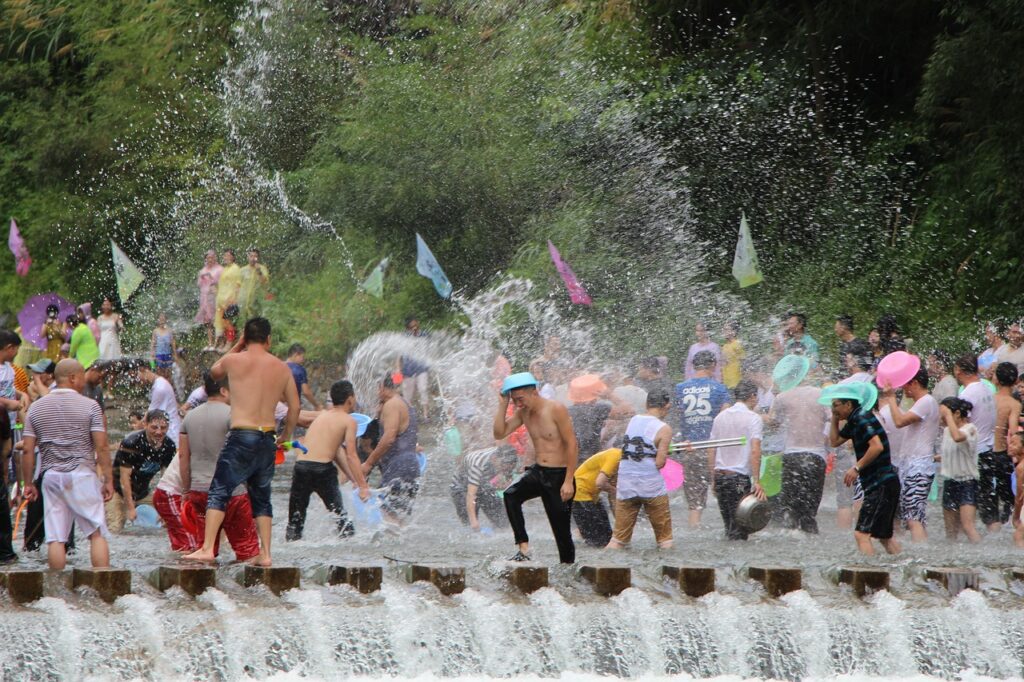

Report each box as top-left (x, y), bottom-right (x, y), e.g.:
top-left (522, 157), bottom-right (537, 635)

top-left (710, 402), bottom-right (764, 476)
top-left (877, 405), bottom-right (904, 469)
top-left (149, 376), bottom-right (182, 444)
top-left (940, 422), bottom-right (978, 480)
top-left (155, 453), bottom-right (183, 495)
top-left (996, 344), bottom-right (1024, 375)
top-left (898, 394), bottom-right (940, 477)
top-left (960, 380), bottom-right (995, 453)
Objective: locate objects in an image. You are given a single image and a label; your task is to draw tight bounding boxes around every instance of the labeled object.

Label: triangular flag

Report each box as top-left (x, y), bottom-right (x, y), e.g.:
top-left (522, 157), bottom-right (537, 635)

top-left (731, 211), bottom-right (763, 288)
top-left (8, 218), bottom-right (31, 277)
top-left (548, 240), bottom-right (592, 305)
top-left (415, 233), bottom-right (452, 299)
top-left (110, 239), bottom-right (145, 302)
top-left (361, 256), bottom-right (389, 298)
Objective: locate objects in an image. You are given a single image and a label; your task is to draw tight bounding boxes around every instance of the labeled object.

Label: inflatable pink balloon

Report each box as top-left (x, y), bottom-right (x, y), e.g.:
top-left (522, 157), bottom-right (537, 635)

top-left (875, 351), bottom-right (921, 390)
top-left (661, 458), bottom-right (685, 492)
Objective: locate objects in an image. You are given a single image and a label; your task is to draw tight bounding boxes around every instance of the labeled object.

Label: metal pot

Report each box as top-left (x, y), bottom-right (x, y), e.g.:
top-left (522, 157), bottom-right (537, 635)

top-left (735, 493), bottom-right (771, 532)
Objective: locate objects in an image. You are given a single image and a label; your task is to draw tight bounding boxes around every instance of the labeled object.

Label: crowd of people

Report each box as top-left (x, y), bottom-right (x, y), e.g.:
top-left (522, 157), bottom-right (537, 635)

top-left (1, 308), bottom-right (1023, 572)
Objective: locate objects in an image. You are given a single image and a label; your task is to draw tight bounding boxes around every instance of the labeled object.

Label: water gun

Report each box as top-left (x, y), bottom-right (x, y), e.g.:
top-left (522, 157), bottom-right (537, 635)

top-left (275, 440), bottom-right (308, 465)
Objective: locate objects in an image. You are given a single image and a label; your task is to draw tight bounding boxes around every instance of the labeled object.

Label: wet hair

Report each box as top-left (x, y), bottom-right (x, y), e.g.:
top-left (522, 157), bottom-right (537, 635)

top-left (243, 317), bottom-right (271, 343)
top-left (247, 247), bottom-right (260, 257)
top-left (989, 319), bottom-right (1008, 336)
top-left (835, 397), bottom-right (860, 410)
top-left (128, 409), bottom-right (145, 422)
top-left (224, 304), bottom-right (239, 320)
top-left (734, 379), bottom-right (759, 402)
top-left (639, 356), bottom-right (661, 372)
top-left (224, 248), bottom-right (235, 259)
top-left (646, 387), bottom-right (671, 409)
top-left (381, 374), bottom-right (397, 390)
top-left (954, 354), bottom-right (978, 375)
top-left (876, 314), bottom-right (900, 338)
top-left (46, 304), bottom-right (59, 316)
top-left (692, 350), bottom-right (717, 369)
top-left (787, 311), bottom-right (807, 330)
top-left (845, 339), bottom-right (874, 371)
top-left (929, 349), bottom-right (952, 372)
top-left (0, 329), bottom-right (21, 349)
top-left (203, 370), bottom-right (226, 397)
top-left (940, 396), bottom-right (972, 418)
top-left (995, 361), bottom-right (1019, 387)
top-left (287, 343), bottom-right (305, 357)
top-left (65, 314), bottom-right (78, 327)
top-left (330, 379), bottom-right (354, 405)
top-left (144, 409), bottom-right (169, 424)
top-left (835, 314), bottom-right (854, 332)
top-left (908, 367), bottom-right (930, 390)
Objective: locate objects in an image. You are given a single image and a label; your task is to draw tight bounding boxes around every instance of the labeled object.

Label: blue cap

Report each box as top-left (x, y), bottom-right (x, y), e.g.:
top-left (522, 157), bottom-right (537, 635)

top-left (501, 372), bottom-right (538, 396)
top-left (352, 412), bottom-right (371, 437)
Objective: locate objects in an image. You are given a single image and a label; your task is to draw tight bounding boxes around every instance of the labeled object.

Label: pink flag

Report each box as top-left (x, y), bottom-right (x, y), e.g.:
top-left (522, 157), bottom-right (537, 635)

top-left (548, 240), bottom-right (592, 306)
top-left (8, 218), bottom-right (30, 277)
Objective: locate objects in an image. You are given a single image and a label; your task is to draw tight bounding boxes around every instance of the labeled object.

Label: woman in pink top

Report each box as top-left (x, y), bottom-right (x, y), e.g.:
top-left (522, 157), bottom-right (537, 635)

top-left (195, 250), bottom-right (223, 350)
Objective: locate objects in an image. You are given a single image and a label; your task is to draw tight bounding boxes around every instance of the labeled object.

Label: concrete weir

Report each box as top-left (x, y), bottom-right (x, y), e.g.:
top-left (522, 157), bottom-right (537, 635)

top-left (153, 565), bottom-right (217, 596)
top-left (501, 561), bottom-right (548, 593)
top-left (924, 567), bottom-right (979, 596)
top-left (404, 564), bottom-right (465, 595)
top-left (662, 565), bottom-right (715, 598)
top-left (241, 565), bottom-right (301, 595)
top-left (838, 566), bottom-right (890, 597)
top-left (747, 566), bottom-right (802, 597)
top-left (580, 565), bottom-right (631, 596)
top-left (323, 564), bottom-right (383, 594)
top-left (0, 570), bottom-right (44, 604)
top-left (72, 567), bottom-right (131, 603)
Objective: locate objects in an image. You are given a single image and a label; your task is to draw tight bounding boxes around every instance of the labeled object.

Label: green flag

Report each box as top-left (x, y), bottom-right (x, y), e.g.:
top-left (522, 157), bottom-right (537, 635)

top-left (110, 239), bottom-right (145, 302)
top-left (731, 211), bottom-right (763, 288)
top-left (360, 257), bottom-right (389, 298)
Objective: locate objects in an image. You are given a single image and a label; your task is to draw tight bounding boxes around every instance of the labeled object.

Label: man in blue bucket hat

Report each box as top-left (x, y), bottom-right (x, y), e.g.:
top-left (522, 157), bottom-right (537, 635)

top-left (494, 372), bottom-right (577, 563)
top-left (286, 380), bottom-right (371, 541)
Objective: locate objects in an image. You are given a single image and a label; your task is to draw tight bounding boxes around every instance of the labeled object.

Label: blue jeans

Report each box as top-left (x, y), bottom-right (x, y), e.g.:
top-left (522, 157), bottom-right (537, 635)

top-left (207, 429), bottom-right (276, 518)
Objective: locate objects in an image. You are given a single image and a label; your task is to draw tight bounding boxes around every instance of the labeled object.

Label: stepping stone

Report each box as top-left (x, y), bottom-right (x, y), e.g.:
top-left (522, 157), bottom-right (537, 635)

top-left (72, 567), bottom-right (131, 603)
top-left (838, 566), bottom-right (890, 597)
top-left (154, 565), bottom-right (216, 596)
top-left (580, 565), bottom-right (631, 596)
top-left (662, 565), bottom-right (715, 598)
top-left (241, 565), bottom-right (300, 595)
top-left (924, 567), bottom-right (978, 596)
top-left (324, 564), bottom-right (383, 594)
top-left (747, 566), bottom-right (801, 597)
top-left (502, 561), bottom-right (548, 593)
top-left (0, 570), bottom-right (44, 604)
top-left (404, 564), bottom-right (465, 595)
top-left (1011, 569), bottom-right (1024, 583)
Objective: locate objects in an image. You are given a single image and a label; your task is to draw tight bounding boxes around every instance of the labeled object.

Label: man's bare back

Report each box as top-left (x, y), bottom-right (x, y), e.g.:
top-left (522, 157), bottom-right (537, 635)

top-left (212, 338), bottom-right (298, 437)
top-left (300, 406), bottom-right (371, 496)
top-left (995, 391), bottom-right (1021, 452)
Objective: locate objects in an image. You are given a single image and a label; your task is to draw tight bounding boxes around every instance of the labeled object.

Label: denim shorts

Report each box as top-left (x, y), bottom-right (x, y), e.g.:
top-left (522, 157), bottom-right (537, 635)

top-left (207, 429), bottom-right (277, 517)
top-left (942, 478), bottom-right (978, 512)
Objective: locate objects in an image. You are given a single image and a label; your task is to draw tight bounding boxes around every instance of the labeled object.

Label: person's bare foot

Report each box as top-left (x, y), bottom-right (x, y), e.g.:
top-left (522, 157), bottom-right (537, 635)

top-left (246, 554), bottom-right (272, 567)
top-left (183, 549), bottom-right (217, 563)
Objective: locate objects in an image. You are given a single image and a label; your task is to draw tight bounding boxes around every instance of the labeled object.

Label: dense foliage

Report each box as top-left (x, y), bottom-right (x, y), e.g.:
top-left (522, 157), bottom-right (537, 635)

top-left (1, 0), bottom-right (1021, 363)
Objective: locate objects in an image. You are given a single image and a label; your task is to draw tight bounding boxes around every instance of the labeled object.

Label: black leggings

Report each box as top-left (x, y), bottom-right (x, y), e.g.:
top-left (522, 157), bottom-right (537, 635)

top-left (778, 453), bottom-right (827, 534)
top-left (572, 499), bottom-right (613, 547)
top-left (0, 473), bottom-right (14, 560)
top-left (977, 451), bottom-right (1014, 526)
top-left (286, 461), bottom-right (353, 541)
top-left (503, 465), bottom-right (575, 563)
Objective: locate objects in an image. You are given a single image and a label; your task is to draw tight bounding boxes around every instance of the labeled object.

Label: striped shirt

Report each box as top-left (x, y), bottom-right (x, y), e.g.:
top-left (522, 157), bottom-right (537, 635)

top-left (464, 448), bottom-right (496, 488)
top-left (24, 388), bottom-right (105, 474)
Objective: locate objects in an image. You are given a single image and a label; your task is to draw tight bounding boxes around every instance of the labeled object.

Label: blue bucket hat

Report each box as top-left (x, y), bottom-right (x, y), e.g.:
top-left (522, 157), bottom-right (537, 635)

top-left (772, 355), bottom-right (810, 393)
top-left (818, 381), bottom-right (878, 412)
top-left (501, 372), bottom-right (538, 396)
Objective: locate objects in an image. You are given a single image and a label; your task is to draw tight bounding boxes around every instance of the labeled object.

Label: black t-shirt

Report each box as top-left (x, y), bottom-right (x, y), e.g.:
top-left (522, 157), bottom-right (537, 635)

top-left (838, 407), bottom-right (896, 492)
top-left (569, 400), bottom-right (613, 463)
top-left (113, 430), bottom-right (176, 500)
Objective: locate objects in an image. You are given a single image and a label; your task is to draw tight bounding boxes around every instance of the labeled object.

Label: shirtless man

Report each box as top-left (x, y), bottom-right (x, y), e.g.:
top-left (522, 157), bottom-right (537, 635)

top-left (493, 372), bottom-right (577, 563)
top-left (185, 317), bottom-right (299, 566)
top-left (286, 380), bottom-right (371, 540)
top-left (362, 375), bottom-right (420, 525)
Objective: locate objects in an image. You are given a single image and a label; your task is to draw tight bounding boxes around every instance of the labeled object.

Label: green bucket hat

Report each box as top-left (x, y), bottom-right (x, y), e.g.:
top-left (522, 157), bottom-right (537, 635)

top-left (772, 354), bottom-right (811, 393)
top-left (818, 381), bottom-right (878, 412)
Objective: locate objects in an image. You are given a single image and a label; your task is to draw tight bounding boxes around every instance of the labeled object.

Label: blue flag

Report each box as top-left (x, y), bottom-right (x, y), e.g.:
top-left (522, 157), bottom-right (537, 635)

top-left (415, 233), bottom-right (452, 299)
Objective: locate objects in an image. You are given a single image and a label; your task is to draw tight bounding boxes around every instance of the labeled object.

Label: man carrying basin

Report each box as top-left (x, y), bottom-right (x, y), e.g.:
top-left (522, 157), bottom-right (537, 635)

top-left (286, 380), bottom-right (371, 540)
top-left (824, 381), bottom-right (901, 555)
top-left (709, 380), bottom-right (767, 540)
top-left (494, 372), bottom-right (577, 563)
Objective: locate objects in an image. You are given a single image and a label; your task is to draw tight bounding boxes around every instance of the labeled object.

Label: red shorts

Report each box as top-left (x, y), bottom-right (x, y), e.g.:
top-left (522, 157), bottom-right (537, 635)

top-left (152, 488), bottom-right (200, 552)
top-left (187, 491), bottom-right (260, 561)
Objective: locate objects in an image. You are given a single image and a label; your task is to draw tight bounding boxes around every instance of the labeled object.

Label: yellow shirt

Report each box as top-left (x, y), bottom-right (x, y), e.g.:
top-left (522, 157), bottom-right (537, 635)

top-left (573, 448), bottom-right (622, 502)
top-left (722, 339), bottom-right (745, 389)
top-left (216, 263), bottom-right (241, 307)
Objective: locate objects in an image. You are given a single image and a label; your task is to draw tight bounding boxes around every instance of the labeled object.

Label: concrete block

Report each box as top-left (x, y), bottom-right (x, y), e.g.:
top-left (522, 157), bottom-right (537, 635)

top-left (747, 566), bottom-right (801, 597)
top-left (154, 565), bottom-right (216, 596)
top-left (404, 564), bottom-right (465, 595)
top-left (0, 570), bottom-right (44, 604)
top-left (72, 567), bottom-right (131, 603)
top-left (325, 564), bottom-right (383, 594)
top-left (838, 566), bottom-right (890, 597)
top-left (925, 567), bottom-right (978, 596)
top-left (580, 565), bottom-right (631, 596)
top-left (502, 561), bottom-right (548, 593)
top-left (242, 565), bottom-right (300, 595)
top-left (662, 565), bottom-right (715, 598)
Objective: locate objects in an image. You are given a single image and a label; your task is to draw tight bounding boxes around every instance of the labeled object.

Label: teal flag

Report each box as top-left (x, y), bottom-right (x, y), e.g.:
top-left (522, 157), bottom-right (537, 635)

top-left (731, 211), bottom-right (763, 288)
top-left (415, 233), bottom-right (452, 299)
top-left (360, 257), bottom-right (389, 298)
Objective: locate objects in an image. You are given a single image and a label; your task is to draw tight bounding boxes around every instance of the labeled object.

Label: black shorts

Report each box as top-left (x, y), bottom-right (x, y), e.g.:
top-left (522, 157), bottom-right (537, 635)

top-left (942, 478), bottom-right (978, 511)
top-left (855, 477), bottom-right (900, 539)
